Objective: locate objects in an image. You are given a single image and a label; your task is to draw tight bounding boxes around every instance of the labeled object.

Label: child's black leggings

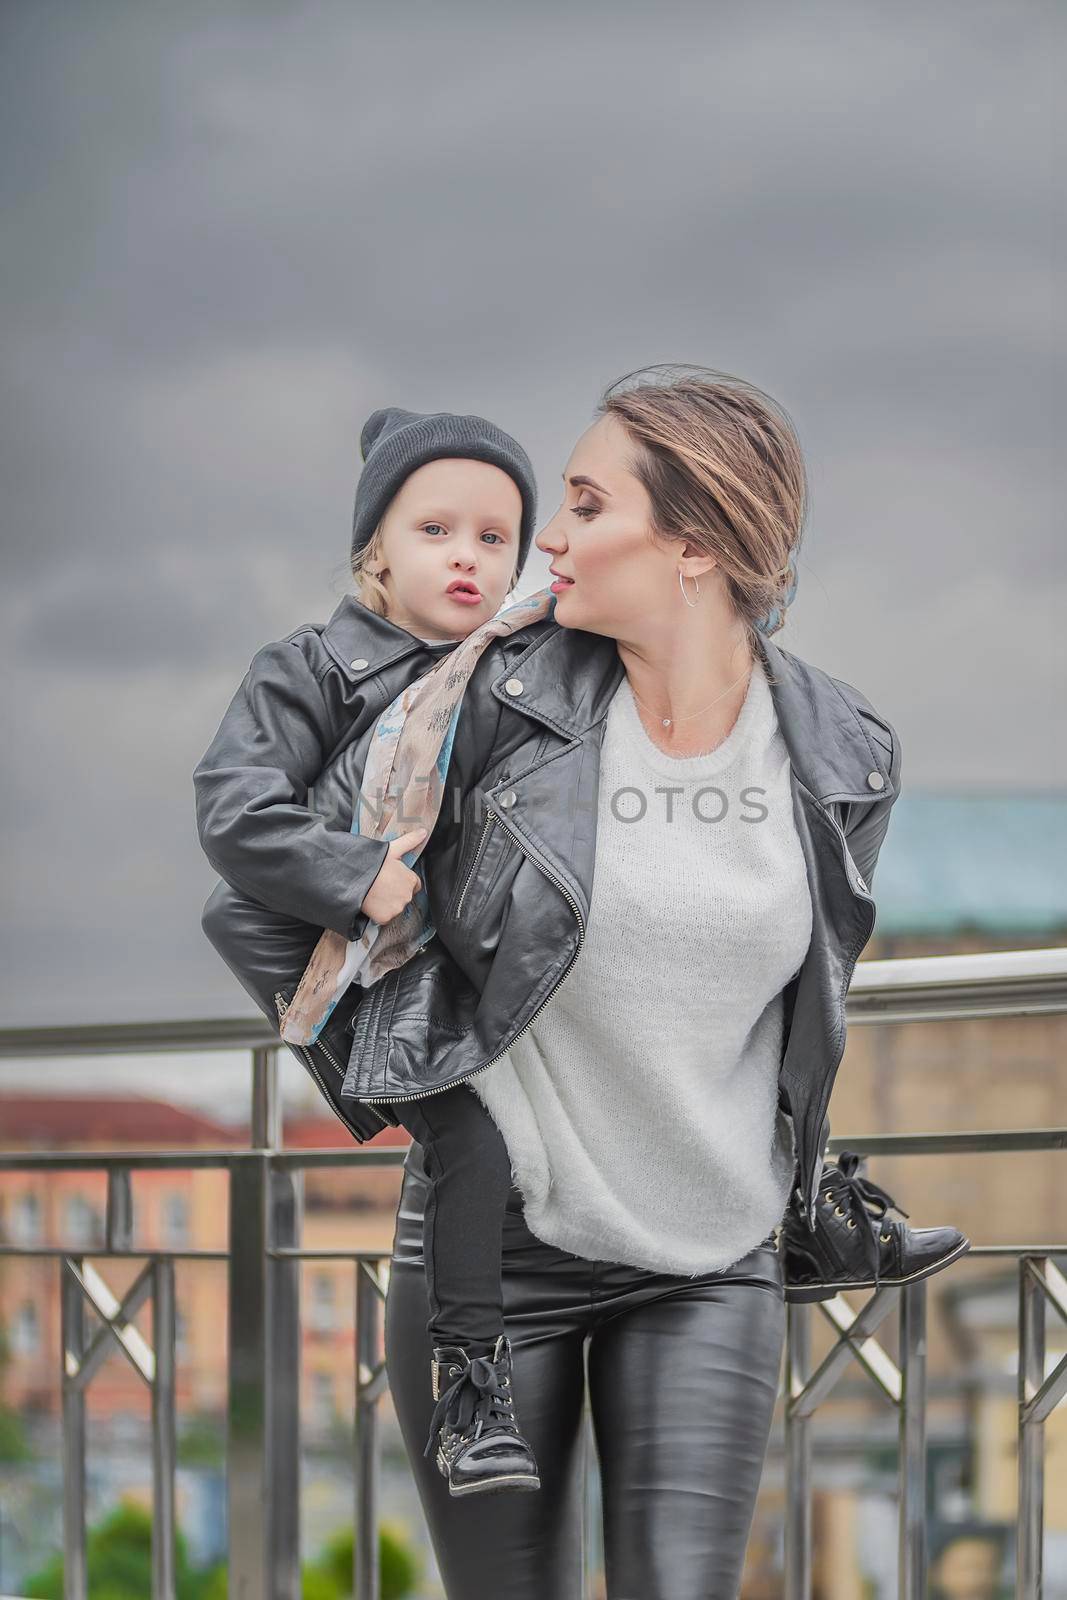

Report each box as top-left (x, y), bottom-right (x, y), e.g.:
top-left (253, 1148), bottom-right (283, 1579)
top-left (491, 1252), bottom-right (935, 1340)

top-left (390, 1082), bottom-right (515, 1349)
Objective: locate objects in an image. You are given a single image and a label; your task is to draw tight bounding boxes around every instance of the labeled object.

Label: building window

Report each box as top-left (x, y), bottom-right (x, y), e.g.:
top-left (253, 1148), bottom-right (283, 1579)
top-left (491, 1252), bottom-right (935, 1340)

top-left (160, 1193), bottom-right (190, 1249)
top-left (12, 1300), bottom-right (40, 1357)
top-left (64, 1193), bottom-right (103, 1249)
top-left (13, 1193), bottom-right (42, 1246)
top-left (308, 1272), bottom-right (337, 1335)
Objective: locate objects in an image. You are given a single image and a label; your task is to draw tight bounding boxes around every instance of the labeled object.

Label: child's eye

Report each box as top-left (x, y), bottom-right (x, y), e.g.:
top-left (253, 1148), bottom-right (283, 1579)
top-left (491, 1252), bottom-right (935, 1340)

top-left (423, 524), bottom-right (505, 544)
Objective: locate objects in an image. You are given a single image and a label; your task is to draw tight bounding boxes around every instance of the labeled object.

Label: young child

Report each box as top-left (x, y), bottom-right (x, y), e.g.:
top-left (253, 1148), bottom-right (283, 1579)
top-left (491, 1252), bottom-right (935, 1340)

top-left (193, 406), bottom-right (543, 1496)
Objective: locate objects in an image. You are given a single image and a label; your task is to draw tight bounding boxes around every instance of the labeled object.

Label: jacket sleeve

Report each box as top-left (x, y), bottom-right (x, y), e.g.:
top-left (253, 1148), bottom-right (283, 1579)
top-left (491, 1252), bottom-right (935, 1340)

top-left (843, 707), bottom-right (902, 890)
top-left (192, 636), bottom-right (391, 940)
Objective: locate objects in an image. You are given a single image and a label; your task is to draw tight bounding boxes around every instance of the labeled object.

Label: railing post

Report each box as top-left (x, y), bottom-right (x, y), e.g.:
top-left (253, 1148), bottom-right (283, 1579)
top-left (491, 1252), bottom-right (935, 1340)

top-left (354, 1261), bottom-right (382, 1600)
top-left (61, 1257), bottom-right (88, 1600)
top-left (151, 1257), bottom-right (177, 1600)
top-left (227, 1152), bottom-right (270, 1600)
top-left (1018, 1254), bottom-right (1046, 1600)
top-left (784, 1303), bottom-right (812, 1600)
top-left (251, 1044), bottom-right (281, 1150)
top-left (899, 1280), bottom-right (927, 1599)
top-left (229, 1046), bottom-right (301, 1600)
top-left (268, 1161), bottom-right (303, 1597)
top-left (106, 1166), bottom-right (134, 1252)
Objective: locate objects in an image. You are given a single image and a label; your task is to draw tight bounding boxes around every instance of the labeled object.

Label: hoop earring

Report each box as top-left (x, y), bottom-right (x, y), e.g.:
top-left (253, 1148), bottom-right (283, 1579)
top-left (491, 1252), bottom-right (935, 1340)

top-left (678, 569), bottom-right (701, 608)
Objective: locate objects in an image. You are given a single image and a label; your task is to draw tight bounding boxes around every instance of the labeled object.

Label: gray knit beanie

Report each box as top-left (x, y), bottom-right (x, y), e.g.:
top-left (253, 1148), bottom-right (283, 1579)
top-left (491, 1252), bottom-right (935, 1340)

top-left (351, 406), bottom-right (538, 578)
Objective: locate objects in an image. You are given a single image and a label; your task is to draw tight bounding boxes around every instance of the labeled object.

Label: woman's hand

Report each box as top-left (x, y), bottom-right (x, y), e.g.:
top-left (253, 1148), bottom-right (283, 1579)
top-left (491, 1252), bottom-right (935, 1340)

top-left (360, 828), bottom-right (429, 924)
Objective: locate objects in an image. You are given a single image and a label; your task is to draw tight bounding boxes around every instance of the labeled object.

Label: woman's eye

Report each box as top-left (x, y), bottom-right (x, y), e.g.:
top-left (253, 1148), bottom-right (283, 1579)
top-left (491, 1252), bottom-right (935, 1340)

top-left (571, 503), bottom-right (598, 520)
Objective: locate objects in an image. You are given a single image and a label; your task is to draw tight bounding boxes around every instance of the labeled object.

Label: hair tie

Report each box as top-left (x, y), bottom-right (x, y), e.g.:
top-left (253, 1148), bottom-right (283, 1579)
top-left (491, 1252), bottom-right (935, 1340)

top-left (755, 551), bottom-right (798, 636)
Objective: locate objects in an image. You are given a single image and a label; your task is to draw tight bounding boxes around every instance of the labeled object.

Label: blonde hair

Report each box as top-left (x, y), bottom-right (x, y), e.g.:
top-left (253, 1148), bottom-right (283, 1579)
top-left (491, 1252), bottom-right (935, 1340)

top-left (350, 523), bottom-right (391, 617)
top-left (598, 363), bottom-right (807, 651)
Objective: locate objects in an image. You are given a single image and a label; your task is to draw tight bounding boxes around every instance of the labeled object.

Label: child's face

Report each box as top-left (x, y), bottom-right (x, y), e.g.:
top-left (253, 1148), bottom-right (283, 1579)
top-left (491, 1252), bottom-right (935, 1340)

top-left (373, 458), bottom-right (523, 640)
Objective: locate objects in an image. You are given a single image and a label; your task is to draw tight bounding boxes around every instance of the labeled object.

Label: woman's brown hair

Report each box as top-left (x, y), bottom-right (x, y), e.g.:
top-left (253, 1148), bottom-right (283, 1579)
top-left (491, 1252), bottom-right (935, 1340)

top-left (598, 364), bottom-right (807, 653)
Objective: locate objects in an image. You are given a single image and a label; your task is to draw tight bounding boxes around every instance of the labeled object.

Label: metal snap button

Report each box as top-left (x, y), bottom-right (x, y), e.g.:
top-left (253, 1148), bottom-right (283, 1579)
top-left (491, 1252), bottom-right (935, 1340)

top-left (866, 771), bottom-right (884, 790)
top-left (498, 790), bottom-right (518, 808)
top-left (504, 678), bottom-right (524, 695)
top-left (350, 658), bottom-right (369, 670)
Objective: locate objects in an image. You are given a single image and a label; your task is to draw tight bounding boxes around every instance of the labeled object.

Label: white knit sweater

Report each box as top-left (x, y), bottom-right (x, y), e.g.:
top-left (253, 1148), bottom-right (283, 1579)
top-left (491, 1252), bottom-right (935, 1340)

top-left (467, 656), bottom-right (814, 1275)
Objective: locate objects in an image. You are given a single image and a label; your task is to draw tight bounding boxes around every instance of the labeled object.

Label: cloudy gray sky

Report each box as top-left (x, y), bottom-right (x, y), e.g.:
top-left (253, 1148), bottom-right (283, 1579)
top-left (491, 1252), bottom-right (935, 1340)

top-left (1, 0), bottom-right (1063, 1050)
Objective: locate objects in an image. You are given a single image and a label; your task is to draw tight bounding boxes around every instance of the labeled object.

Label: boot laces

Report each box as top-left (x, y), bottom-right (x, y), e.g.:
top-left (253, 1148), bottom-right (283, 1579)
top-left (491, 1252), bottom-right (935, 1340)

top-left (424, 1351), bottom-right (516, 1460)
top-left (825, 1149), bottom-right (909, 1288)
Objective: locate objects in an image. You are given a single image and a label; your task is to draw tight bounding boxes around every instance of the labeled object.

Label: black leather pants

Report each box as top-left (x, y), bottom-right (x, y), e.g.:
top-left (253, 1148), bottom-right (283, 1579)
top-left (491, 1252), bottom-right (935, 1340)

top-left (385, 1141), bottom-right (787, 1600)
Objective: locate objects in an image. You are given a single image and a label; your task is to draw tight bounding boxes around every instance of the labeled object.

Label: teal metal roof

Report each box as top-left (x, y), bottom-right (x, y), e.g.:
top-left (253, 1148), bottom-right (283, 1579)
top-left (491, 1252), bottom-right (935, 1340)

top-left (871, 791), bottom-right (1067, 936)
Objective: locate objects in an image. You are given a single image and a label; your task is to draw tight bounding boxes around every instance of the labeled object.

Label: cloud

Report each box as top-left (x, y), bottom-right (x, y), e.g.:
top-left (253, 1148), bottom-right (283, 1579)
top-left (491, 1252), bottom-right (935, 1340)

top-left (0, 0), bottom-right (1062, 1023)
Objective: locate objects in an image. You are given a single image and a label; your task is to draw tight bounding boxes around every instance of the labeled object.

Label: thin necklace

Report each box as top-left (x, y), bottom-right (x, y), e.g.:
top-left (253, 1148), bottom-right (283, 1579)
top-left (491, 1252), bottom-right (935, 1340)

top-left (628, 663), bottom-right (752, 728)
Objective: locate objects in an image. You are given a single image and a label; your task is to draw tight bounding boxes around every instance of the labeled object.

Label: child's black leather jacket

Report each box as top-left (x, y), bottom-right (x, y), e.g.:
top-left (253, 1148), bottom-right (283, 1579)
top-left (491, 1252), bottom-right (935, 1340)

top-left (193, 595), bottom-right (460, 1141)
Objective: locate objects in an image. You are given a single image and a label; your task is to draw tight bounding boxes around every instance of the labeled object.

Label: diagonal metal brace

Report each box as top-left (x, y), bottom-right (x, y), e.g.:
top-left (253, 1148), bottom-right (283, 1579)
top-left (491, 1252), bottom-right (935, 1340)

top-left (65, 1259), bottom-right (156, 1388)
top-left (789, 1285), bottom-right (902, 1418)
top-left (1021, 1258), bottom-right (1067, 1426)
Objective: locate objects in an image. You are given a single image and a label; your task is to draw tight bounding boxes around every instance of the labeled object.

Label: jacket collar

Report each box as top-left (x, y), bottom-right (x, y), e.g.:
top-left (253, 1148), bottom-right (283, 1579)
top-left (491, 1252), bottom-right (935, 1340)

top-left (319, 594), bottom-right (459, 683)
top-left (490, 620), bottom-right (894, 806)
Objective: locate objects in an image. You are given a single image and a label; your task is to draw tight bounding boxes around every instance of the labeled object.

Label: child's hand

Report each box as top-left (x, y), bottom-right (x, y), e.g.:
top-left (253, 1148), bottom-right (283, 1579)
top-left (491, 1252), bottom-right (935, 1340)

top-left (360, 828), bottom-right (428, 924)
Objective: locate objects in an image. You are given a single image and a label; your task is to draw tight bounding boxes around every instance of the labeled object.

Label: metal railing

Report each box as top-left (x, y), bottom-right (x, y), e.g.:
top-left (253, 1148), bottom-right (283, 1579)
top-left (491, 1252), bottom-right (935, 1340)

top-left (1, 946), bottom-right (1065, 1600)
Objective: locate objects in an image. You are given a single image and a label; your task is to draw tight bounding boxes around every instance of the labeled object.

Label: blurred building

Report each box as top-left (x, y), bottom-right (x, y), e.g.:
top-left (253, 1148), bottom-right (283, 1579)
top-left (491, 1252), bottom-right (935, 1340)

top-left (0, 1098), bottom-right (409, 1433)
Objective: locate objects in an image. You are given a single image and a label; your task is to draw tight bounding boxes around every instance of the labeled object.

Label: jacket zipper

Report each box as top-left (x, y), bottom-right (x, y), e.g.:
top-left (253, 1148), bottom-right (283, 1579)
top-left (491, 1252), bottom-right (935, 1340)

top-left (452, 811), bottom-right (497, 921)
top-left (275, 990), bottom-right (378, 1140)
top-left (276, 990), bottom-right (349, 1081)
top-left (357, 806), bottom-right (586, 1103)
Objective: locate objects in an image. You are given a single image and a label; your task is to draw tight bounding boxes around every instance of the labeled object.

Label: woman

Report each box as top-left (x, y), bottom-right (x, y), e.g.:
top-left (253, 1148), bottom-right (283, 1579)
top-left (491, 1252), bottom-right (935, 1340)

top-left (350, 365), bottom-right (942, 1597)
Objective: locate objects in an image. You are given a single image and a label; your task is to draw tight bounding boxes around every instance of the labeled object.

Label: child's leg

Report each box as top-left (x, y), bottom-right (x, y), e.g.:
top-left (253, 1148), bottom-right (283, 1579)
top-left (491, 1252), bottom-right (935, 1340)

top-left (392, 1085), bottom-right (514, 1350)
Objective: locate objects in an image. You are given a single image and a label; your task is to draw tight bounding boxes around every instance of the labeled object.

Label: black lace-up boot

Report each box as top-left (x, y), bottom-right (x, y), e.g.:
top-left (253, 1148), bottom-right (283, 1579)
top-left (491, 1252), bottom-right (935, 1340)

top-left (782, 1149), bottom-right (970, 1302)
top-left (424, 1333), bottom-right (541, 1497)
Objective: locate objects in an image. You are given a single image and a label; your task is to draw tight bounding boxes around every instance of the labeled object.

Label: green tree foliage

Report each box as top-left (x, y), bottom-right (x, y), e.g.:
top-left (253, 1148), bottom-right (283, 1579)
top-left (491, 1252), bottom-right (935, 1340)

top-left (315, 1522), bottom-right (421, 1600)
top-left (0, 1316), bottom-right (31, 1462)
top-left (22, 1499), bottom-right (423, 1599)
top-left (23, 1500), bottom-right (202, 1598)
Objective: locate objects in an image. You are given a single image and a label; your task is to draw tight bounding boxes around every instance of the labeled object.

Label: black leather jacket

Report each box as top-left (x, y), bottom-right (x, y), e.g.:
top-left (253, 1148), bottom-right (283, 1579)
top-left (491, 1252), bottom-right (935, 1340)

top-left (336, 614), bottom-right (901, 1232)
top-left (193, 597), bottom-right (462, 1143)
top-left (195, 596), bottom-right (900, 1233)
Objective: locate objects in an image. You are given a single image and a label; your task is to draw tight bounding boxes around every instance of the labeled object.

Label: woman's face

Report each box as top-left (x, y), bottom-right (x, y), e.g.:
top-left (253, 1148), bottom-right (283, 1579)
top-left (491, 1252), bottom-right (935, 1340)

top-left (535, 413), bottom-right (690, 638)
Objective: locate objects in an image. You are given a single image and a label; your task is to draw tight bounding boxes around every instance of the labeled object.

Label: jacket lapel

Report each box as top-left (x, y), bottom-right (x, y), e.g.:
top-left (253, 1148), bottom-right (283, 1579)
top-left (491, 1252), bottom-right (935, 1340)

top-left (487, 622), bottom-right (894, 806)
top-left (320, 594), bottom-right (460, 685)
